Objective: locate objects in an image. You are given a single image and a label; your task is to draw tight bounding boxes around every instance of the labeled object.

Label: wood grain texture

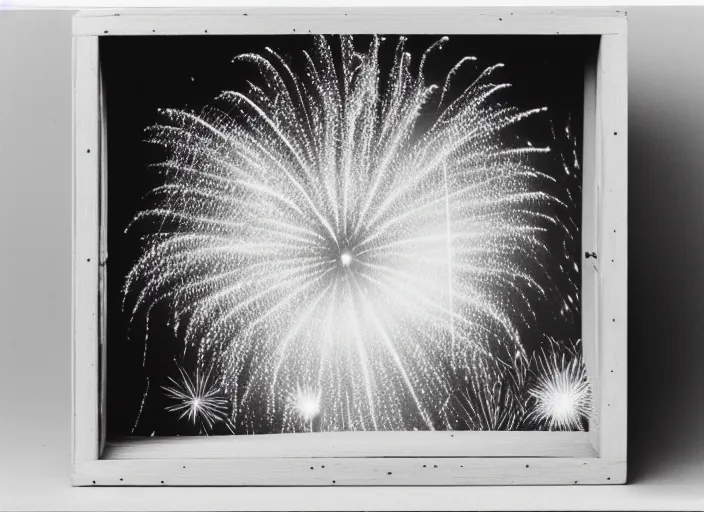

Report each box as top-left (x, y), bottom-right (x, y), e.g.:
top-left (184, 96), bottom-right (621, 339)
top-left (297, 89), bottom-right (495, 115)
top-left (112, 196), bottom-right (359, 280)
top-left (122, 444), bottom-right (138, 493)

top-left (73, 458), bottom-right (624, 486)
top-left (72, 35), bottom-right (100, 466)
top-left (98, 56), bottom-right (108, 459)
top-left (104, 431), bottom-right (596, 460)
top-left (72, 8), bottom-right (627, 36)
top-left (581, 47), bottom-right (600, 453)
top-left (595, 33), bottom-right (628, 464)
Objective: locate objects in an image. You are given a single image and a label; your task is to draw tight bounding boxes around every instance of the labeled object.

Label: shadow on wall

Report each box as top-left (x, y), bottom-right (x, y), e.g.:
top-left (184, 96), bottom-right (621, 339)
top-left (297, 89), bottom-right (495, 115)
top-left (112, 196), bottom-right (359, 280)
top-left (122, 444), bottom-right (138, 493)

top-left (627, 7), bottom-right (704, 484)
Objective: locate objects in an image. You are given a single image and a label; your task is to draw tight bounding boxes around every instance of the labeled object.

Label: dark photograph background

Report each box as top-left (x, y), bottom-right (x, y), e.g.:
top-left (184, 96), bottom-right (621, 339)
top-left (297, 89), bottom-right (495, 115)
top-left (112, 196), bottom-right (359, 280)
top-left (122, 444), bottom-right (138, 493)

top-left (101, 35), bottom-right (593, 437)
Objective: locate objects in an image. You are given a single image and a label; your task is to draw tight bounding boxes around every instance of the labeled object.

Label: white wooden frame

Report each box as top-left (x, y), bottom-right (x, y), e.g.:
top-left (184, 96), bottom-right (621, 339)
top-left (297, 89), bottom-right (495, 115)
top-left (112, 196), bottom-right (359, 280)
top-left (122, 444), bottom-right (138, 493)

top-left (72, 8), bottom-right (627, 487)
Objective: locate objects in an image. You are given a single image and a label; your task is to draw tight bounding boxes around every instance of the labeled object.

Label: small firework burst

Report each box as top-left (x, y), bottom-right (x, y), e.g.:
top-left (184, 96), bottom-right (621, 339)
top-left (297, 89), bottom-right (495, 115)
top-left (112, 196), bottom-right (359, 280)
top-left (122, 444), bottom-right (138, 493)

top-left (527, 339), bottom-right (592, 431)
top-left (162, 364), bottom-right (228, 431)
top-left (288, 385), bottom-right (321, 431)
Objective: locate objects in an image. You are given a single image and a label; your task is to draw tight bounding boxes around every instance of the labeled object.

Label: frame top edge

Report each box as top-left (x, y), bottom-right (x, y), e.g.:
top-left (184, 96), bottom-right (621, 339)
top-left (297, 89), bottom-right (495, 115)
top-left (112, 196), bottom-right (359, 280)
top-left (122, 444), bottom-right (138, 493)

top-left (73, 7), bottom-right (628, 19)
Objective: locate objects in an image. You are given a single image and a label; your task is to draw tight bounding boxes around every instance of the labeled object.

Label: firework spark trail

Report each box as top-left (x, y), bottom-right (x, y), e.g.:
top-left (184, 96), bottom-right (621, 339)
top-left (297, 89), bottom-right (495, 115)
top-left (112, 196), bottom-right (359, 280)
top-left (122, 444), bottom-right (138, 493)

top-left (551, 117), bottom-right (582, 320)
top-left (125, 35), bottom-right (566, 432)
top-left (131, 377), bottom-right (150, 434)
top-left (448, 350), bottom-right (529, 431)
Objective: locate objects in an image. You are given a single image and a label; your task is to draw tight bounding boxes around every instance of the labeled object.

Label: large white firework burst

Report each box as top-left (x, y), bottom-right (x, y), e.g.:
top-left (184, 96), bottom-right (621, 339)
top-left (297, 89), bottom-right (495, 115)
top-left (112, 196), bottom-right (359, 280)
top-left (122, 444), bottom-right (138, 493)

top-left (125, 35), bottom-right (565, 433)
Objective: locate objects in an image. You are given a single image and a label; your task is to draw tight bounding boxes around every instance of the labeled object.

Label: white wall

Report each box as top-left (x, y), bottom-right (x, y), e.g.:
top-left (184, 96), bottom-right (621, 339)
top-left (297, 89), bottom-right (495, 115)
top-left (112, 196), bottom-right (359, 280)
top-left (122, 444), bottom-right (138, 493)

top-left (1, 7), bottom-right (704, 510)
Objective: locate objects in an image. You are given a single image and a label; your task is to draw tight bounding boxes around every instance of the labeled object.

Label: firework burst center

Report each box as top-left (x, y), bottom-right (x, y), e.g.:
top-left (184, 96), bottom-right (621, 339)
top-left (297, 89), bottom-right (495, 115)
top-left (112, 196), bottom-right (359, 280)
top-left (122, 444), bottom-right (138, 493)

top-left (340, 250), bottom-right (353, 267)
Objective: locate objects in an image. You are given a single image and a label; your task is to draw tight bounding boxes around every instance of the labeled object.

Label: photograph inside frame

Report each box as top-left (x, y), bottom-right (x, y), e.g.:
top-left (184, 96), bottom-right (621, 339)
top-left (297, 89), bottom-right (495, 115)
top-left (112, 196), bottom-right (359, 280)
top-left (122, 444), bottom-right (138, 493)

top-left (101, 33), bottom-right (594, 437)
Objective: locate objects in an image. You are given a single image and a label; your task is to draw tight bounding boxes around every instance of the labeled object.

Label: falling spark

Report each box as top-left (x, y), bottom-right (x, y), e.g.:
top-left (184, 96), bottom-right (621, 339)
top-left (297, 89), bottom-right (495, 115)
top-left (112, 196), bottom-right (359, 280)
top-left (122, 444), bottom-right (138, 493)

top-left (550, 115), bottom-right (582, 321)
top-left (162, 364), bottom-right (228, 431)
top-left (527, 339), bottom-right (592, 431)
top-left (131, 376), bottom-right (150, 434)
top-left (126, 35), bottom-right (566, 432)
